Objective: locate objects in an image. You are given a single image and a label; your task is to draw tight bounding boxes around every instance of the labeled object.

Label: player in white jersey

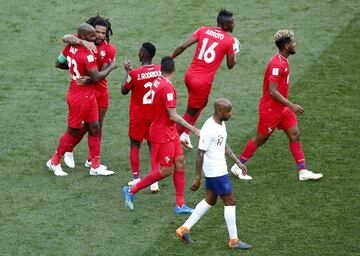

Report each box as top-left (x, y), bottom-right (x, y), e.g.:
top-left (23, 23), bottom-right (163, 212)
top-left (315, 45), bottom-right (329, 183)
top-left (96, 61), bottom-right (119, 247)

top-left (175, 98), bottom-right (252, 250)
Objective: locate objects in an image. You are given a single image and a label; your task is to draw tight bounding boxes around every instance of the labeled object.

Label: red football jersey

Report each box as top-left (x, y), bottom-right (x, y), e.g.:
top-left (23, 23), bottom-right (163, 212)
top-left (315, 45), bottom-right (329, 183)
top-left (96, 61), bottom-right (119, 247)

top-left (62, 44), bottom-right (97, 99)
top-left (187, 26), bottom-right (235, 84)
top-left (94, 41), bottom-right (117, 91)
top-left (124, 64), bottom-right (161, 121)
top-left (259, 53), bottom-right (290, 112)
top-left (149, 76), bottom-right (177, 143)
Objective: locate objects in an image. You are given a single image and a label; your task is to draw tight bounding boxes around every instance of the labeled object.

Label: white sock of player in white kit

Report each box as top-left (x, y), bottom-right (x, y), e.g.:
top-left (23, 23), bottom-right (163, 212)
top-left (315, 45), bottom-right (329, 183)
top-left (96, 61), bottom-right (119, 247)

top-left (183, 199), bottom-right (212, 229)
top-left (224, 206), bottom-right (238, 239)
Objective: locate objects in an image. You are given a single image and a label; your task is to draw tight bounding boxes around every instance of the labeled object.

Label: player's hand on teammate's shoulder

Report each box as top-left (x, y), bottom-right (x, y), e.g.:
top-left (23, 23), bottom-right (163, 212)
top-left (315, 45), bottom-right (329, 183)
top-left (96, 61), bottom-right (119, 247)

top-left (79, 40), bottom-right (97, 53)
top-left (76, 76), bottom-right (92, 85)
top-left (190, 176), bottom-right (201, 191)
top-left (290, 103), bottom-right (304, 115)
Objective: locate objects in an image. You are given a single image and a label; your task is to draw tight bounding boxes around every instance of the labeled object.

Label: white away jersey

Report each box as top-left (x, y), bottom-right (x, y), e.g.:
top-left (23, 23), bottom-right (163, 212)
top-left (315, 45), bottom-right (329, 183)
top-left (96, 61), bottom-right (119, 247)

top-left (198, 117), bottom-right (228, 177)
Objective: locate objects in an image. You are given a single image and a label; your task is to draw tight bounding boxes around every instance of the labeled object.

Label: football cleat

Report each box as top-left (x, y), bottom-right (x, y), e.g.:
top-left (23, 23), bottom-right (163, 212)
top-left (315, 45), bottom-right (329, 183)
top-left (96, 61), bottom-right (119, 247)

top-left (64, 152), bottom-right (75, 168)
top-left (299, 169), bottom-right (323, 181)
top-left (180, 132), bottom-right (193, 149)
top-left (174, 204), bottom-right (193, 215)
top-left (89, 165), bottom-right (114, 176)
top-left (122, 186), bottom-right (134, 211)
top-left (85, 159), bottom-right (108, 170)
top-left (150, 182), bottom-right (160, 193)
top-left (228, 239), bottom-right (252, 250)
top-left (231, 164), bottom-right (252, 180)
top-left (176, 226), bottom-right (194, 244)
top-left (128, 178), bottom-right (141, 186)
top-left (46, 160), bottom-right (68, 176)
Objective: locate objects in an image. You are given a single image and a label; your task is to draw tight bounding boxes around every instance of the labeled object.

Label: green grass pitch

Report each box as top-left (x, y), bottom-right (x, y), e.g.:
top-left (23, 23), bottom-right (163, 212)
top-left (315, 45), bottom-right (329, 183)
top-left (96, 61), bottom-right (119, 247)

top-left (0, 0), bottom-right (359, 255)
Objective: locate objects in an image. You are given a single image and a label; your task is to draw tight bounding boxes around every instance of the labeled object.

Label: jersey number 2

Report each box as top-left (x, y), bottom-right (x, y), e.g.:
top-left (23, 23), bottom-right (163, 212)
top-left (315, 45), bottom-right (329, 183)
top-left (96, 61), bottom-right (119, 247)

top-left (143, 82), bottom-right (155, 105)
top-left (197, 38), bottom-right (218, 63)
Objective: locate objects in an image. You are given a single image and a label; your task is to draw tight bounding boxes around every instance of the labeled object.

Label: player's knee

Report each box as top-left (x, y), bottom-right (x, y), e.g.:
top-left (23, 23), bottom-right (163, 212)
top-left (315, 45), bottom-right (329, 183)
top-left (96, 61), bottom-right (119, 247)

top-left (67, 127), bottom-right (80, 136)
top-left (174, 156), bottom-right (185, 170)
top-left (289, 131), bottom-right (300, 142)
top-left (88, 122), bottom-right (100, 136)
top-left (160, 166), bottom-right (172, 177)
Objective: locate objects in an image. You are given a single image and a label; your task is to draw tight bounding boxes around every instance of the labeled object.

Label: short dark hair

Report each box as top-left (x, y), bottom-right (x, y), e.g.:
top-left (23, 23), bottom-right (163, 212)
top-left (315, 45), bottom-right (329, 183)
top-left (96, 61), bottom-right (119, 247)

top-left (86, 12), bottom-right (113, 42)
top-left (142, 42), bottom-right (156, 58)
top-left (217, 9), bottom-right (233, 25)
top-left (161, 56), bottom-right (175, 74)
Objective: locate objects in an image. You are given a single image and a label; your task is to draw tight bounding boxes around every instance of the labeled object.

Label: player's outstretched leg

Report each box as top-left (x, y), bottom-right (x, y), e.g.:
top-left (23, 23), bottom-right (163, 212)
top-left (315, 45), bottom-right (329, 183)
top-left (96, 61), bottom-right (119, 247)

top-left (122, 186), bottom-right (135, 211)
top-left (175, 226), bottom-right (194, 244)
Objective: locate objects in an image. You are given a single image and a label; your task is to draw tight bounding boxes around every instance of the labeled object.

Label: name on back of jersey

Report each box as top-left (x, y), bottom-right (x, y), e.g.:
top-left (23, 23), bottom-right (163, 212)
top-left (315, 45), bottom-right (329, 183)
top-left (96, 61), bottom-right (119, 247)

top-left (205, 29), bottom-right (224, 40)
top-left (137, 70), bottom-right (161, 80)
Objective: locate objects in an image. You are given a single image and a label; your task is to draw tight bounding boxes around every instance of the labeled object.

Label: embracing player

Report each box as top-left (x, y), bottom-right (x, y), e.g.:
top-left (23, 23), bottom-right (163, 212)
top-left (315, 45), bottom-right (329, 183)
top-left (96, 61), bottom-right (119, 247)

top-left (231, 29), bottom-right (323, 181)
top-left (121, 42), bottom-right (161, 192)
top-left (61, 13), bottom-right (117, 169)
top-left (46, 23), bottom-right (118, 176)
top-left (171, 9), bottom-right (239, 148)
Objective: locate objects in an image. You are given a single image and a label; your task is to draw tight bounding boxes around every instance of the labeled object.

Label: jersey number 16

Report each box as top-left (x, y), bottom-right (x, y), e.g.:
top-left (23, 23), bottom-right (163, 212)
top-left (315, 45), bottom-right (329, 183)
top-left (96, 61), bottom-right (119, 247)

top-left (197, 38), bottom-right (219, 63)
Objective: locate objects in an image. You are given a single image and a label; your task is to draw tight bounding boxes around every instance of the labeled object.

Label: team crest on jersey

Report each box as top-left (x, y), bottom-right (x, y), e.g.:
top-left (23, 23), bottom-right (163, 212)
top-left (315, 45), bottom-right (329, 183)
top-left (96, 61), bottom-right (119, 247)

top-left (87, 54), bottom-right (95, 62)
top-left (100, 50), bottom-right (106, 58)
top-left (164, 156), bottom-right (170, 163)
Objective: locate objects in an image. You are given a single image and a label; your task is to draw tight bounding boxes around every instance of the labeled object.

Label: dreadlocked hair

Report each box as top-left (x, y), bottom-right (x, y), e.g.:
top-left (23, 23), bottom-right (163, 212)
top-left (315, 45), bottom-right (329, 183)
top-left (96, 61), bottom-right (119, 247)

top-left (86, 11), bottom-right (113, 42)
top-left (274, 29), bottom-right (294, 50)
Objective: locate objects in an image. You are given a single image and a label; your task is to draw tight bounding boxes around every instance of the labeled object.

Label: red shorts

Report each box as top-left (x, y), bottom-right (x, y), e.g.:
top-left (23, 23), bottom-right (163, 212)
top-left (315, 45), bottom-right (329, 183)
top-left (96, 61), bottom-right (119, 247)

top-left (67, 94), bottom-right (99, 129)
top-left (184, 72), bottom-right (212, 109)
top-left (151, 137), bottom-right (183, 167)
top-left (94, 89), bottom-right (109, 109)
top-left (257, 107), bottom-right (298, 136)
top-left (128, 118), bottom-right (151, 142)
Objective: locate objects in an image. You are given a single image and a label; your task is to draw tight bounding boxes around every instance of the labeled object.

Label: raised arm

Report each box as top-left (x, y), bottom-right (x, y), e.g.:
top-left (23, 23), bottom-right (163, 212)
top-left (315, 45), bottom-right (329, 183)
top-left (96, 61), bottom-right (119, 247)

top-left (120, 59), bottom-right (133, 95)
top-left (171, 35), bottom-right (197, 59)
top-left (62, 34), bottom-right (97, 52)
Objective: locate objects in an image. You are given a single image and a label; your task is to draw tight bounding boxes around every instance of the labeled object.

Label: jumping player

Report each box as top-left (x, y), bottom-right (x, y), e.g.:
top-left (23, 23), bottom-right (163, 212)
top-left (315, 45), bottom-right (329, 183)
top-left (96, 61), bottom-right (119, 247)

top-left (61, 13), bottom-right (117, 169)
top-left (121, 42), bottom-right (161, 192)
top-left (171, 9), bottom-right (238, 149)
top-left (176, 98), bottom-right (251, 250)
top-left (231, 29), bottom-right (323, 181)
top-left (122, 57), bottom-right (200, 214)
top-left (46, 23), bottom-right (118, 176)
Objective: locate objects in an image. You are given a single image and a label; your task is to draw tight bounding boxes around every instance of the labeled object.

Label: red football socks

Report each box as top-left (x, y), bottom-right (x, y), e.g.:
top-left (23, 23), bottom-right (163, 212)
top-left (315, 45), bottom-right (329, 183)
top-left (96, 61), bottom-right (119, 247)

top-left (130, 170), bottom-right (163, 194)
top-left (173, 170), bottom-right (185, 207)
top-left (239, 139), bottom-right (258, 164)
top-left (130, 146), bottom-right (140, 178)
top-left (88, 135), bottom-right (100, 169)
top-left (51, 131), bottom-right (77, 165)
top-left (289, 141), bottom-right (306, 170)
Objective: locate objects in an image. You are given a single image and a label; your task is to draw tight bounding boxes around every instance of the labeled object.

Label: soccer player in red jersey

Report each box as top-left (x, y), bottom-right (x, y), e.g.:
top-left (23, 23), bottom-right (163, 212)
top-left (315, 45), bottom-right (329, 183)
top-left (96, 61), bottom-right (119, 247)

top-left (122, 57), bottom-right (200, 214)
top-left (231, 29), bottom-right (323, 181)
top-left (61, 13), bottom-right (117, 169)
top-left (171, 9), bottom-right (238, 149)
top-left (46, 23), bottom-right (118, 176)
top-left (121, 42), bottom-right (161, 192)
